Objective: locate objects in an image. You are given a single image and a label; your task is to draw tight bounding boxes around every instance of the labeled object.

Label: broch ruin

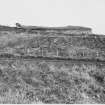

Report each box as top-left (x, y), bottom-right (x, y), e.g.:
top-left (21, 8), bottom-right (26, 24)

top-left (0, 23), bottom-right (105, 104)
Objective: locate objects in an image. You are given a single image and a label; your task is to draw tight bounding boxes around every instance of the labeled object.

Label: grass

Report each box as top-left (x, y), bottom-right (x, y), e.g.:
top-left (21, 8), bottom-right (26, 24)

top-left (0, 59), bottom-right (105, 103)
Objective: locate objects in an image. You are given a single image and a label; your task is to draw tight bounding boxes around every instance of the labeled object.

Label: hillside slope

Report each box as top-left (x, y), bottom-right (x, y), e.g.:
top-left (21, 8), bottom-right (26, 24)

top-left (0, 24), bottom-right (105, 103)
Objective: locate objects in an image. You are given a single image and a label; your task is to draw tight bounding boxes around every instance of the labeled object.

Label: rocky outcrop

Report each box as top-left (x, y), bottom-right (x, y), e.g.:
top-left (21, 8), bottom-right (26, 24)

top-left (0, 23), bottom-right (105, 61)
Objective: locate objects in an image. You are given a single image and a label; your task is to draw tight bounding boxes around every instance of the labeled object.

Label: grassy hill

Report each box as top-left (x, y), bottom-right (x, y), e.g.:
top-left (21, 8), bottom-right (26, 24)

top-left (0, 24), bottom-right (105, 103)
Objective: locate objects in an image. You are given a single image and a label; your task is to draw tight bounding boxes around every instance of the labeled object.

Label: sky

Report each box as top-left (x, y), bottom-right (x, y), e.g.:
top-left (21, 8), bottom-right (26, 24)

top-left (0, 0), bottom-right (105, 34)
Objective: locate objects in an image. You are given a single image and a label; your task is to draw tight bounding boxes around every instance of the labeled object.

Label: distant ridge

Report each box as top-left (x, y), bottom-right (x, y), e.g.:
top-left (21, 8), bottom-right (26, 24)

top-left (15, 23), bottom-right (92, 31)
top-left (0, 23), bottom-right (92, 34)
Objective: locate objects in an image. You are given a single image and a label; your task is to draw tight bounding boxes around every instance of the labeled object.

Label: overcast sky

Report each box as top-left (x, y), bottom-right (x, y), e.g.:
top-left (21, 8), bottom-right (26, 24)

top-left (0, 0), bottom-right (105, 34)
